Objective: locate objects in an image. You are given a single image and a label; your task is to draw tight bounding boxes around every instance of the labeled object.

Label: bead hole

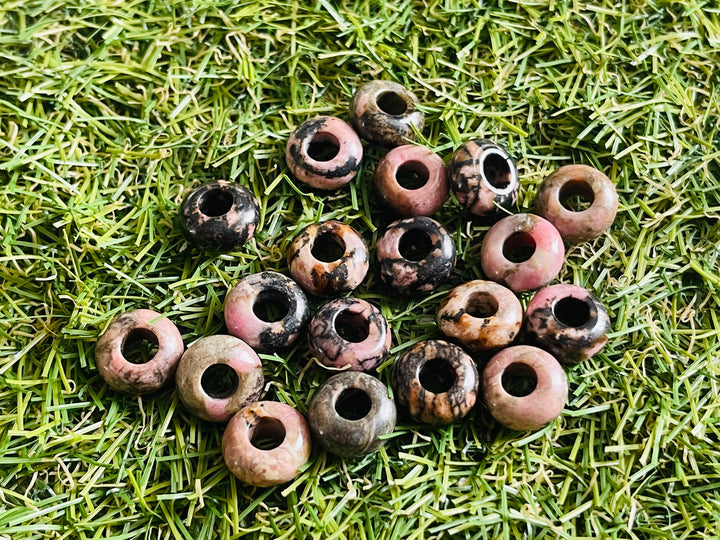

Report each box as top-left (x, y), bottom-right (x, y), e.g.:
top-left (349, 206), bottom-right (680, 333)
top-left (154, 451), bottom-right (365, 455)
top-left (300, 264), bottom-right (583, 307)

top-left (482, 152), bottom-right (512, 190)
top-left (395, 161), bottom-right (430, 190)
top-left (501, 362), bottom-right (538, 397)
top-left (253, 290), bottom-right (291, 323)
top-left (377, 91), bottom-right (408, 115)
top-left (334, 310), bottom-right (370, 343)
top-left (307, 132), bottom-right (340, 162)
top-left (198, 188), bottom-right (234, 217)
top-left (465, 291), bottom-right (499, 318)
top-left (398, 229), bottom-right (433, 261)
top-left (122, 328), bottom-right (159, 364)
top-left (553, 296), bottom-right (591, 327)
top-left (335, 388), bottom-right (372, 420)
top-left (200, 364), bottom-right (239, 399)
top-left (419, 358), bottom-right (457, 394)
top-left (559, 180), bottom-right (595, 212)
top-left (249, 417), bottom-right (286, 450)
top-left (502, 231), bottom-right (536, 263)
top-left (311, 231), bottom-right (346, 262)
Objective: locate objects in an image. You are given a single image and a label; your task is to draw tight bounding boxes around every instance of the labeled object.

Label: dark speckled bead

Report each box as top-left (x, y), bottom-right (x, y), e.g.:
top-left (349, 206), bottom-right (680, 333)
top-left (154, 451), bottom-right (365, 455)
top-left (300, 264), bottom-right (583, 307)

top-left (308, 372), bottom-right (396, 457)
top-left (180, 181), bottom-right (259, 250)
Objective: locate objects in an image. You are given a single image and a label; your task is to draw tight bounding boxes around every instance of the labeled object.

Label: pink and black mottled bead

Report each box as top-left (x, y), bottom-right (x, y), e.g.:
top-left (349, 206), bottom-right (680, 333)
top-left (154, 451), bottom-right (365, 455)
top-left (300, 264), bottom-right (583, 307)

top-left (287, 220), bottom-right (369, 297)
top-left (446, 139), bottom-right (519, 216)
top-left (285, 116), bottom-right (363, 190)
top-left (223, 401), bottom-right (311, 487)
top-left (437, 280), bottom-right (523, 354)
top-left (392, 340), bottom-right (478, 424)
top-left (225, 271), bottom-right (309, 353)
top-left (308, 298), bottom-right (391, 372)
top-left (375, 216), bottom-right (456, 294)
top-left (482, 345), bottom-right (567, 431)
top-left (536, 165), bottom-right (618, 243)
top-left (95, 309), bottom-right (184, 394)
top-left (308, 372), bottom-right (396, 457)
top-left (175, 335), bottom-right (264, 422)
top-left (179, 180), bottom-right (260, 250)
top-left (373, 144), bottom-right (448, 217)
top-left (350, 80), bottom-right (425, 147)
top-left (525, 284), bottom-right (610, 364)
top-left (480, 213), bottom-right (564, 292)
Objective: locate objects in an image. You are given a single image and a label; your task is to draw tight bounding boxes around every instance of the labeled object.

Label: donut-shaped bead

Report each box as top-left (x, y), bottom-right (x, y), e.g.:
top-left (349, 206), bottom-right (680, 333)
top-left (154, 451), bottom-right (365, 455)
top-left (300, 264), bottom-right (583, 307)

top-left (437, 280), bottom-right (523, 354)
top-left (95, 309), bottom-right (184, 394)
top-left (308, 298), bottom-right (391, 372)
top-left (350, 80), bottom-right (425, 147)
top-left (223, 401), bottom-right (311, 487)
top-left (536, 165), bottom-right (618, 243)
top-left (393, 340), bottom-right (478, 424)
top-left (308, 372), bottom-right (396, 457)
top-left (446, 139), bottom-right (519, 216)
top-left (525, 284), bottom-right (610, 364)
top-left (285, 116), bottom-right (363, 190)
top-left (287, 220), bottom-right (369, 296)
top-left (376, 216), bottom-right (456, 294)
top-left (225, 271), bottom-right (309, 352)
top-left (175, 335), bottom-right (263, 422)
top-left (480, 213), bottom-right (564, 292)
top-left (179, 181), bottom-right (259, 250)
top-left (482, 345), bottom-right (567, 431)
top-left (374, 145), bottom-right (448, 217)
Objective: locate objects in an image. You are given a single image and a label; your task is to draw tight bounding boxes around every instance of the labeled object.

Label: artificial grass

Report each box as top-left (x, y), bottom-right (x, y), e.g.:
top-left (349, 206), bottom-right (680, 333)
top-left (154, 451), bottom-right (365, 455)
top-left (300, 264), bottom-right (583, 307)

top-left (0, 0), bottom-right (719, 538)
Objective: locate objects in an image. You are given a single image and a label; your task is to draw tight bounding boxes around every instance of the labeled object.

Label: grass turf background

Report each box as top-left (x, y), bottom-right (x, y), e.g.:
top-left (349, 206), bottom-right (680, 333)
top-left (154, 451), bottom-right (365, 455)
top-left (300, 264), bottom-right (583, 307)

top-left (1, 0), bottom-right (719, 538)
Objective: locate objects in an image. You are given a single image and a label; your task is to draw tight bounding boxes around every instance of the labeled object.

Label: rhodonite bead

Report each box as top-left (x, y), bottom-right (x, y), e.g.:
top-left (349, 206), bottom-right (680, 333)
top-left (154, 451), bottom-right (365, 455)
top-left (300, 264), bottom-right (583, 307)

top-left (285, 116), bottom-right (363, 190)
top-left (175, 335), bottom-right (263, 422)
top-left (180, 181), bottom-right (260, 250)
top-left (287, 220), bottom-right (369, 297)
top-left (437, 280), bottom-right (523, 354)
top-left (373, 144), bottom-right (448, 216)
top-left (446, 139), bottom-right (519, 216)
top-left (480, 213), bottom-right (564, 292)
top-left (95, 309), bottom-right (184, 394)
top-left (482, 345), bottom-right (567, 431)
top-left (525, 284), bottom-right (610, 364)
top-left (535, 164), bottom-right (618, 243)
top-left (223, 401), bottom-right (311, 487)
top-left (308, 372), bottom-right (396, 457)
top-left (375, 216), bottom-right (456, 294)
top-left (225, 271), bottom-right (309, 352)
top-left (392, 340), bottom-right (478, 424)
top-left (350, 80), bottom-right (425, 147)
top-left (308, 298), bottom-right (391, 372)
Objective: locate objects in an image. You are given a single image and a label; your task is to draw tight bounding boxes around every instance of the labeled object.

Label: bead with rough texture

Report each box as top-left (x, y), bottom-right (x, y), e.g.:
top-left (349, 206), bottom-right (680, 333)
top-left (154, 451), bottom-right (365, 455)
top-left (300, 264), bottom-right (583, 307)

top-left (225, 271), bottom-right (309, 352)
top-left (350, 80), bottom-right (424, 147)
top-left (393, 340), bottom-right (478, 424)
top-left (308, 298), bottom-right (391, 372)
top-left (285, 116), bottom-right (363, 190)
top-left (376, 216), bottom-right (456, 294)
top-left (373, 144), bottom-right (448, 216)
top-left (536, 164), bottom-right (618, 243)
top-left (223, 401), bottom-right (311, 487)
top-left (287, 220), bottom-right (369, 296)
top-left (179, 181), bottom-right (259, 250)
top-left (525, 284), bottom-right (610, 364)
top-left (95, 309), bottom-right (184, 394)
top-left (437, 280), bottom-right (523, 354)
top-left (482, 345), bottom-right (567, 431)
top-left (308, 372), bottom-right (396, 457)
top-left (446, 139), bottom-right (519, 216)
top-left (175, 335), bottom-right (263, 422)
top-left (480, 213), bottom-right (564, 292)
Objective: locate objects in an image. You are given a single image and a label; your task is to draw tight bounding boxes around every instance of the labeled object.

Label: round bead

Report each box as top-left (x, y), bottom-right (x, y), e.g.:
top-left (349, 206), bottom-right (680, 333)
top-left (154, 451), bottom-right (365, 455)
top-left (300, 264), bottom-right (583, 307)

top-left (95, 309), bottom-right (184, 395)
top-left (308, 372), bottom-right (396, 457)
top-left (480, 213), bottom-right (564, 292)
top-left (350, 80), bottom-right (425, 147)
top-left (175, 335), bottom-right (263, 422)
top-left (525, 284), bottom-right (610, 364)
top-left (536, 164), bottom-right (618, 243)
top-left (373, 145), bottom-right (448, 216)
top-left (392, 340), bottom-right (479, 424)
top-left (437, 280), bottom-right (523, 354)
top-left (375, 216), bottom-right (456, 294)
top-left (308, 298), bottom-right (391, 372)
top-left (285, 116), bottom-right (363, 190)
top-left (482, 345), bottom-right (568, 431)
top-left (225, 271), bottom-right (309, 352)
top-left (287, 220), bottom-right (369, 296)
top-left (446, 139), bottom-right (519, 216)
top-left (179, 181), bottom-right (259, 250)
top-left (223, 401), bottom-right (311, 487)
